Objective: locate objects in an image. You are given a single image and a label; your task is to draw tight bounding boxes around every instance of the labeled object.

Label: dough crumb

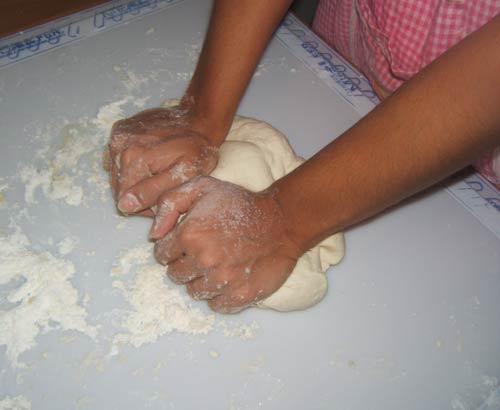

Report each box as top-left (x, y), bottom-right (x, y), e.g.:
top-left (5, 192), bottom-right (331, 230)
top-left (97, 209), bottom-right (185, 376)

top-left (57, 236), bottom-right (78, 255)
top-left (111, 244), bottom-right (152, 276)
top-left (110, 245), bottom-right (215, 355)
top-left (219, 321), bottom-right (259, 340)
top-left (0, 228), bottom-right (97, 367)
top-left (0, 395), bottom-right (31, 410)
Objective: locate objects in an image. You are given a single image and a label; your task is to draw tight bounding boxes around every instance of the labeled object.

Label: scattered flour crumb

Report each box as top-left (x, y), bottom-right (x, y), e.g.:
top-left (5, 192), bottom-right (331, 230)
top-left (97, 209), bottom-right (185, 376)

top-left (111, 66), bottom-right (149, 92)
top-left (18, 121), bottom-right (105, 207)
top-left (76, 395), bottom-right (93, 410)
top-left (92, 96), bottom-right (131, 133)
top-left (208, 350), bottom-right (220, 359)
top-left (60, 334), bottom-right (77, 344)
top-left (111, 244), bottom-right (152, 276)
top-left (108, 244), bottom-right (258, 353)
top-left (0, 395), bottom-right (31, 410)
top-left (19, 166), bottom-right (83, 206)
top-left (111, 264), bottom-right (215, 354)
top-left (219, 320), bottom-right (259, 340)
top-left (243, 354), bottom-right (266, 375)
top-left (133, 96), bottom-right (151, 109)
top-left (0, 228), bottom-right (97, 367)
top-left (146, 27), bottom-right (155, 35)
top-left (451, 396), bottom-right (467, 410)
top-left (81, 350), bottom-right (105, 373)
top-left (58, 237), bottom-right (78, 255)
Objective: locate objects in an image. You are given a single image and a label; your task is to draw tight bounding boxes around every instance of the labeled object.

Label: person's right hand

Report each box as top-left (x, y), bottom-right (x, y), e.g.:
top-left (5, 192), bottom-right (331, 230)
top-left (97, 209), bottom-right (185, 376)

top-left (104, 104), bottom-right (220, 216)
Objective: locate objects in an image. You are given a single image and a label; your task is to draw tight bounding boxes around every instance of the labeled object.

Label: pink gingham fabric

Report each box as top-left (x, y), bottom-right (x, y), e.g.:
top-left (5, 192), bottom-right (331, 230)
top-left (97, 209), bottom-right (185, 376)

top-left (313, 0), bottom-right (500, 189)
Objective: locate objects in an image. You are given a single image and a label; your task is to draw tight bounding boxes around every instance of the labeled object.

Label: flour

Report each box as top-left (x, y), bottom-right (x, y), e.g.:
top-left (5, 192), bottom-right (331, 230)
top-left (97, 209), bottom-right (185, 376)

top-left (112, 65), bottom-right (149, 92)
top-left (111, 264), bottom-right (215, 354)
top-left (16, 97), bottom-right (133, 207)
top-left (109, 243), bottom-right (263, 352)
top-left (218, 320), bottom-right (259, 340)
top-left (0, 228), bottom-right (97, 367)
top-left (111, 244), bottom-right (152, 276)
top-left (19, 166), bottom-right (84, 206)
top-left (0, 395), bottom-right (31, 410)
top-left (58, 237), bottom-right (78, 256)
top-left (92, 97), bottom-right (131, 133)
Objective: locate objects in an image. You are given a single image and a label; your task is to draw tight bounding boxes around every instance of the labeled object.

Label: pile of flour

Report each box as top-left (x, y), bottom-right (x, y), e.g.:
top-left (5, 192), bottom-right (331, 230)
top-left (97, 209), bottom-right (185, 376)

top-left (0, 395), bottom-right (31, 410)
top-left (0, 228), bottom-right (97, 367)
top-left (110, 244), bottom-right (216, 355)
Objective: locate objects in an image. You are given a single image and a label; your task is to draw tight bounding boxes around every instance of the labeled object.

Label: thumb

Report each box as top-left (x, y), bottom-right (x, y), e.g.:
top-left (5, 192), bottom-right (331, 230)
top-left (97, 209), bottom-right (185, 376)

top-left (149, 177), bottom-right (215, 239)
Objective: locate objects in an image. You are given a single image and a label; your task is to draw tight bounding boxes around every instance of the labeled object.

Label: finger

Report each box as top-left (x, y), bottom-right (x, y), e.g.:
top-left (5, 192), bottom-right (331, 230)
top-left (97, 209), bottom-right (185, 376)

top-left (144, 135), bottom-right (215, 175)
top-left (118, 161), bottom-right (201, 214)
top-left (149, 177), bottom-right (216, 239)
top-left (166, 256), bottom-right (204, 284)
top-left (185, 268), bottom-right (231, 300)
top-left (154, 230), bottom-right (185, 265)
top-left (108, 126), bottom-right (130, 156)
top-left (117, 145), bottom-right (151, 198)
top-left (208, 257), bottom-right (296, 314)
top-left (208, 281), bottom-right (257, 314)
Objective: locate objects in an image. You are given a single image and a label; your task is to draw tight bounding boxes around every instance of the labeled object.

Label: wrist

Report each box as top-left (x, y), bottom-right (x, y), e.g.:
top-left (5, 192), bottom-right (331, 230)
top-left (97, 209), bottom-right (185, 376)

top-left (180, 91), bottom-right (233, 148)
top-left (263, 184), bottom-right (314, 255)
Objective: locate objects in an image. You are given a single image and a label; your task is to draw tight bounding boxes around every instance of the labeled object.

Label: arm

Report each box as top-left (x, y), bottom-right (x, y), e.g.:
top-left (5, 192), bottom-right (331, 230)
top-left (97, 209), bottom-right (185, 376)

top-left (151, 15), bottom-right (500, 313)
top-left (110, 0), bottom-right (292, 213)
top-left (183, 0), bottom-right (293, 145)
top-left (274, 14), bottom-right (500, 251)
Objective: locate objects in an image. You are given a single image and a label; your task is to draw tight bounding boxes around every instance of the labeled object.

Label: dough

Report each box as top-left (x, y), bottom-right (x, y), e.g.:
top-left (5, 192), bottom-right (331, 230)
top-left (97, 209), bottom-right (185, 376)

top-left (211, 116), bottom-right (344, 312)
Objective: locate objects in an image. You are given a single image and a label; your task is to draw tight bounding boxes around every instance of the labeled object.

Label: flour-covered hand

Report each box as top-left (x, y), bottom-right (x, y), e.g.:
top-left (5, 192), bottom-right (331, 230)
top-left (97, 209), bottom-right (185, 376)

top-left (105, 104), bottom-right (219, 215)
top-left (149, 176), bottom-right (302, 313)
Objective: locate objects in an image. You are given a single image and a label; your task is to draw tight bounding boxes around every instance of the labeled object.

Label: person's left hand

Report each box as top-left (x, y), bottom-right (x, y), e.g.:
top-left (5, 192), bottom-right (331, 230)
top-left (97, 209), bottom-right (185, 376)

top-left (103, 105), bottom-right (220, 216)
top-left (149, 176), bottom-right (302, 313)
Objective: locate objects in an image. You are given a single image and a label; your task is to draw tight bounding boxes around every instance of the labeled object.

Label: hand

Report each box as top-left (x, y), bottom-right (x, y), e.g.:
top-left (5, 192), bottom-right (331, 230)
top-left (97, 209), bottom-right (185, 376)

top-left (104, 104), bottom-right (219, 215)
top-left (149, 177), bottom-right (302, 313)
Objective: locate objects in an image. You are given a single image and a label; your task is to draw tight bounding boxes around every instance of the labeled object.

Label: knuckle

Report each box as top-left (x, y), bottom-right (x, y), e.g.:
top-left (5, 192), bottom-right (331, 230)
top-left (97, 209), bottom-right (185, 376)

top-left (186, 280), bottom-right (214, 300)
top-left (196, 252), bottom-right (218, 269)
top-left (157, 190), bottom-right (174, 206)
top-left (208, 297), bottom-right (224, 312)
top-left (153, 242), bottom-right (167, 265)
top-left (178, 225), bottom-right (197, 244)
top-left (109, 132), bottom-right (128, 151)
top-left (169, 267), bottom-right (198, 284)
top-left (120, 146), bottom-right (137, 166)
top-left (208, 297), bottom-right (244, 314)
top-left (232, 283), bottom-right (256, 305)
top-left (166, 269), bottom-right (184, 284)
top-left (153, 235), bottom-right (173, 264)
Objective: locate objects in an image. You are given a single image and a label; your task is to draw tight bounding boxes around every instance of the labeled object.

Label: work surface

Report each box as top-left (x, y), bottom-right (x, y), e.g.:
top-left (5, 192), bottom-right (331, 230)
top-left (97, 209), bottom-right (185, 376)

top-left (1, 1), bottom-right (499, 409)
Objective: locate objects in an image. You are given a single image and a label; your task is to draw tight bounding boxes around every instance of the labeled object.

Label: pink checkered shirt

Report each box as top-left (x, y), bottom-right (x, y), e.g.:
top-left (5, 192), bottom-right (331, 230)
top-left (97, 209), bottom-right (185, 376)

top-left (313, 0), bottom-right (500, 189)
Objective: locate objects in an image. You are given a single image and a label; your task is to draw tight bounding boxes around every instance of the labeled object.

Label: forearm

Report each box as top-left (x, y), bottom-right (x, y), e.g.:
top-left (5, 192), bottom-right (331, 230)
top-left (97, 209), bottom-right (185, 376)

top-left (183, 0), bottom-right (292, 145)
top-left (274, 15), bottom-right (500, 251)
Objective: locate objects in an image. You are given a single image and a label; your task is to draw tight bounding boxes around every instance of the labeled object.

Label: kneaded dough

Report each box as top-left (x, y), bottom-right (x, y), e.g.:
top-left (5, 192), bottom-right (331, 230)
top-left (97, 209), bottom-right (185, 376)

top-left (162, 102), bottom-right (344, 311)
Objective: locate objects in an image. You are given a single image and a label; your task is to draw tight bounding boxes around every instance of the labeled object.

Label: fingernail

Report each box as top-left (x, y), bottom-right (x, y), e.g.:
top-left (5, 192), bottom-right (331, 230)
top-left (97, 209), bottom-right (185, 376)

top-left (118, 193), bottom-right (140, 213)
top-left (149, 221), bottom-right (159, 239)
top-left (149, 214), bottom-right (164, 239)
